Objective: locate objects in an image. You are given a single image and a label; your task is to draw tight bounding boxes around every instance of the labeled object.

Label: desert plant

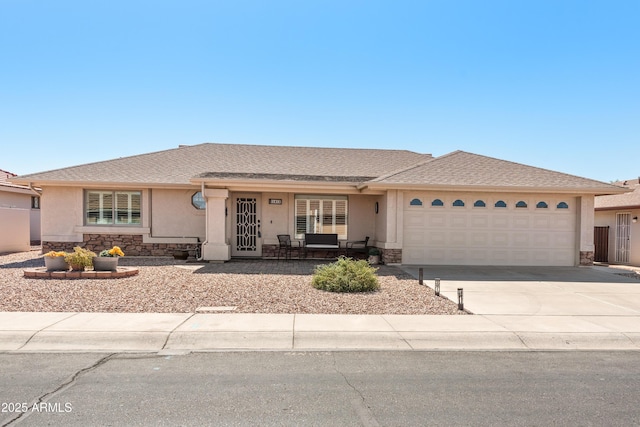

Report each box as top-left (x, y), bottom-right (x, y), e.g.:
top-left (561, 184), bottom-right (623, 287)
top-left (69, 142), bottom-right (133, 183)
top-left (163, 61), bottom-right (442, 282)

top-left (64, 246), bottom-right (97, 269)
top-left (311, 256), bottom-right (380, 293)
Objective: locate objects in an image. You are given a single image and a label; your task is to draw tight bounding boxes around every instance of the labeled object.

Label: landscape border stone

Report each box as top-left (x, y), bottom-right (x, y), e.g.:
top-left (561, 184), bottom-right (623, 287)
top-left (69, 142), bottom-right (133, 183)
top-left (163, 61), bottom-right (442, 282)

top-left (23, 267), bottom-right (139, 279)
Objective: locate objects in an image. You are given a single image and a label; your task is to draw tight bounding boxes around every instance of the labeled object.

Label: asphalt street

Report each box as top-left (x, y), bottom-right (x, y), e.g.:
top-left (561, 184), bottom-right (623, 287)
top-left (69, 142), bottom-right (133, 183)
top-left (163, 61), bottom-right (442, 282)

top-left (2, 351), bottom-right (639, 426)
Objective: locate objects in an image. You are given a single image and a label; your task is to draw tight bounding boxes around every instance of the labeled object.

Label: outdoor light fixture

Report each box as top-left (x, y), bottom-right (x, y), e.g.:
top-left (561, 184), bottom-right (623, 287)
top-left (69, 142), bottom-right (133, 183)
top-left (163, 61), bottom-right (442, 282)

top-left (457, 288), bottom-right (464, 311)
top-left (435, 278), bottom-right (440, 296)
top-left (633, 216), bottom-right (638, 223)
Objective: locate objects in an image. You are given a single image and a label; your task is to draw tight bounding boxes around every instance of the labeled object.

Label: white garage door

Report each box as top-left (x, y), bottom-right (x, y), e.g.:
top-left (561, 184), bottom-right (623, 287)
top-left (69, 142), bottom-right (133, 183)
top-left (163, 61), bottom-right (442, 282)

top-left (402, 193), bottom-right (577, 266)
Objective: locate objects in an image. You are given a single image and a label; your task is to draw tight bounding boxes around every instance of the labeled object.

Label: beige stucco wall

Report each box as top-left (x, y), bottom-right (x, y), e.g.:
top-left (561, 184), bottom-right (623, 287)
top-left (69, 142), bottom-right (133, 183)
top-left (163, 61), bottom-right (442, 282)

top-left (41, 186), bottom-right (84, 242)
top-left (150, 189), bottom-right (205, 239)
top-left (261, 192), bottom-right (290, 245)
top-left (0, 207), bottom-right (30, 253)
top-left (41, 186), bottom-right (205, 245)
top-left (0, 188), bottom-right (40, 241)
top-left (595, 209), bottom-right (639, 266)
top-left (347, 194), bottom-right (377, 243)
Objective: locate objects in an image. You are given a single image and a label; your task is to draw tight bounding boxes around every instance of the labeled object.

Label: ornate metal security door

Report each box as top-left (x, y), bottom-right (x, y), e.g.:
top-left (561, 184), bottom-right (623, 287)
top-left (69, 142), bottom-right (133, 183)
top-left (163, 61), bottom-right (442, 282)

top-left (232, 195), bottom-right (262, 257)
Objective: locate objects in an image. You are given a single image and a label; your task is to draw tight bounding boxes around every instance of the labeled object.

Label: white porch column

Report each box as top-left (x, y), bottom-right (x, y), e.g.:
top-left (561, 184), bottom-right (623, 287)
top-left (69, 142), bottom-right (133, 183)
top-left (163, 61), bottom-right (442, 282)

top-left (577, 195), bottom-right (595, 266)
top-left (379, 190), bottom-right (403, 264)
top-left (203, 189), bottom-right (230, 261)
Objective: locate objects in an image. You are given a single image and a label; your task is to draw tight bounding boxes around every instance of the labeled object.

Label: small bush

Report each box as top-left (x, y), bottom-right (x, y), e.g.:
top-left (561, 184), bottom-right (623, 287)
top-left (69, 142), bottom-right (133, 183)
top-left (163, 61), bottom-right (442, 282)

top-left (312, 257), bottom-right (380, 293)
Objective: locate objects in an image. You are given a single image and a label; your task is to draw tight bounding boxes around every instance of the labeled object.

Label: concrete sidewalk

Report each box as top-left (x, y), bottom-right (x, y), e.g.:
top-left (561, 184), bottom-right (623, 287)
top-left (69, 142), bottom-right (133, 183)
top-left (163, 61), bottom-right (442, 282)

top-left (1, 310), bottom-right (639, 353)
top-left (2, 265), bottom-right (639, 353)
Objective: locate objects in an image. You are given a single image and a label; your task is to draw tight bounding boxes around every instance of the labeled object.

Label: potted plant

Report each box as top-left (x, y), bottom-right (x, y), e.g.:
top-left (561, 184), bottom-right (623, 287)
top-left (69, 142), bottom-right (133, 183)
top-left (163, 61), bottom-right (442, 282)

top-left (43, 251), bottom-right (69, 271)
top-left (93, 246), bottom-right (124, 271)
top-left (64, 247), bottom-right (96, 271)
top-left (368, 247), bottom-right (381, 265)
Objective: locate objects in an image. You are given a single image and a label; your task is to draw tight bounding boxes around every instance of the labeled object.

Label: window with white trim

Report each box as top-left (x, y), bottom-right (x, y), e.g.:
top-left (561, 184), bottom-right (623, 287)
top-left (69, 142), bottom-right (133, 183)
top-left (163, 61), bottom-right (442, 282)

top-left (85, 190), bottom-right (141, 225)
top-left (295, 195), bottom-right (347, 239)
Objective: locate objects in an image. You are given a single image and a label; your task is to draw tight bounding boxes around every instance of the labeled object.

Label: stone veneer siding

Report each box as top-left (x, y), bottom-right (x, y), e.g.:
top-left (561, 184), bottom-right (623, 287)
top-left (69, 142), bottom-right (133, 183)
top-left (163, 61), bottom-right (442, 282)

top-left (43, 234), bottom-right (196, 257)
top-left (381, 248), bottom-right (402, 264)
top-left (580, 250), bottom-right (594, 266)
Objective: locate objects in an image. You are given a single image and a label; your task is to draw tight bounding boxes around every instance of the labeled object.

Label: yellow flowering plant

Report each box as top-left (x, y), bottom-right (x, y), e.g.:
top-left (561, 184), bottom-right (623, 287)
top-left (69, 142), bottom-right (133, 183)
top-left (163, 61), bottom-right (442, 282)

top-left (44, 251), bottom-right (67, 257)
top-left (99, 246), bottom-right (125, 257)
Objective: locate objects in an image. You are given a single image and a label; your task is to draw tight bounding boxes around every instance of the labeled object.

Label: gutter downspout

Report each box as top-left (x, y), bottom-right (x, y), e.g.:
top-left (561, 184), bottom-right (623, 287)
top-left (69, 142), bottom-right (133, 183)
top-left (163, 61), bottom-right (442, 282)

top-left (28, 183), bottom-right (42, 197)
top-left (198, 181), bottom-right (207, 261)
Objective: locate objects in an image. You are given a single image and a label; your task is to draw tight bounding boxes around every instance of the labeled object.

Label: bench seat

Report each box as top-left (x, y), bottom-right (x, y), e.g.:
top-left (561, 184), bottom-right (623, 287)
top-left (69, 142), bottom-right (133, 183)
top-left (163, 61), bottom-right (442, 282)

top-left (304, 233), bottom-right (341, 258)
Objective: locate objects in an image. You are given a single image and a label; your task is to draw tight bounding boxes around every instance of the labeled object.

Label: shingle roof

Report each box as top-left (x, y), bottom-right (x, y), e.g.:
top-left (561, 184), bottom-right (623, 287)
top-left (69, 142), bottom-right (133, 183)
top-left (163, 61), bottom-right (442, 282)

top-left (595, 178), bottom-right (640, 209)
top-left (10, 144), bottom-right (625, 195)
top-left (366, 150), bottom-right (625, 193)
top-left (12, 143), bottom-right (430, 186)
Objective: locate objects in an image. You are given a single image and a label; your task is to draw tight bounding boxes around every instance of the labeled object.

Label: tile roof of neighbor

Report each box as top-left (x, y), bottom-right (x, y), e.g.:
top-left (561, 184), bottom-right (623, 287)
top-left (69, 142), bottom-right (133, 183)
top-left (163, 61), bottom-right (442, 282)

top-left (12, 143), bottom-right (431, 185)
top-left (367, 150), bottom-right (625, 193)
top-left (595, 178), bottom-right (640, 209)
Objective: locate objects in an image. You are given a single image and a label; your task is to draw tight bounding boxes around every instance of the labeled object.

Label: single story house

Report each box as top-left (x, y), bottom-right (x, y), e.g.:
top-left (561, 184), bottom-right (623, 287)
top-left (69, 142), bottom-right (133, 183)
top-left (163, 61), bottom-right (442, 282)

top-left (595, 178), bottom-right (639, 265)
top-left (10, 143), bottom-right (626, 266)
top-left (0, 169), bottom-right (41, 252)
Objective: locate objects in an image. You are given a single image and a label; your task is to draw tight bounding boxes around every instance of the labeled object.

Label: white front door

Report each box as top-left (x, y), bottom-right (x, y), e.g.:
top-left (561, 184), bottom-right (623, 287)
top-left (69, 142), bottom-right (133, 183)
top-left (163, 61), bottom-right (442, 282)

top-left (232, 194), bottom-right (262, 257)
top-left (615, 212), bottom-right (631, 263)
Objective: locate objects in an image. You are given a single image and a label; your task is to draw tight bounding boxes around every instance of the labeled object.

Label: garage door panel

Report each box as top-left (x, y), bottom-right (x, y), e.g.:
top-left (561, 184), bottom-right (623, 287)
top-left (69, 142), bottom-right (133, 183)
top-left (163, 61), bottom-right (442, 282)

top-left (468, 249), bottom-right (487, 263)
top-left (533, 216), bottom-right (551, 228)
top-left (490, 250), bottom-right (510, 264)
top-left (449, 249), bottom-right (467, 262)
top-left (405, 230), bottom-right (426, 245)
top-left (533, 233), bottom-right (550, 246)
top-left (552, 216), bottom-right (574, 229)
top-left (512, 233), bottom-right (530, 246)
top-left (531, 250), bottom-right (551, 264)
top-left (403, 194), bottom-right (577, 266)
top-left (427, 231), bottom-right (446, 245)
top-left (553, 232), bottom-right (575, 248)
top-left (470, 232), bottom-right (489, 246)
top-left (492, 232), bottom-right (509, 246)
top-left (470, 215), bottom-right (489, 227)
top-left (450, 232), bottom-right (467, 246)
top-left (428, 214), bottom-right (447, 227)
top-left (513, 216), bottom-right (530, 228)
top-left (512, 251), bottom-right (530, 264)
top-left (450, 215), bottom-right (467, 227)
top-left (492, 215), bottom-right (509, 227)
top-left (405, 212), bottom-right (425, 227)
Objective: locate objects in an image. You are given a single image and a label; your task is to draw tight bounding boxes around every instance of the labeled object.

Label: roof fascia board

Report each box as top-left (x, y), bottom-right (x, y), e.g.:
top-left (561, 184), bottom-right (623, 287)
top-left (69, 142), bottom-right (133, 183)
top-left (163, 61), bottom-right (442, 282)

top-left (595, 205), bottom-right (640, 211)
top-left (191, 178), bottom-right (365, 191)
top-left (358, 183), bottom-right (629, 195)
top-left (0, 185), bottom-right (34, 195)
top-left (22, 181), bottom-right (197, 190)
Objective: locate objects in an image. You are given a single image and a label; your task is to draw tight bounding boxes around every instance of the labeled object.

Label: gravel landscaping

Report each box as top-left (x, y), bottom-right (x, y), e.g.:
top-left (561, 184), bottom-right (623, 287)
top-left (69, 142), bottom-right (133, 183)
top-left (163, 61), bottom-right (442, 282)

top-left (0, 249), bottom-right (465, 315)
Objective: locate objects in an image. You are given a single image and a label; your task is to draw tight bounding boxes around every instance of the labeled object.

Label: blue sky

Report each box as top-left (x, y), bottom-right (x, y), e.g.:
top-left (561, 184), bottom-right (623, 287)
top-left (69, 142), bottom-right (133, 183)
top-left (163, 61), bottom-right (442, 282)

top-left (2, 0), bottom-right (638, 182)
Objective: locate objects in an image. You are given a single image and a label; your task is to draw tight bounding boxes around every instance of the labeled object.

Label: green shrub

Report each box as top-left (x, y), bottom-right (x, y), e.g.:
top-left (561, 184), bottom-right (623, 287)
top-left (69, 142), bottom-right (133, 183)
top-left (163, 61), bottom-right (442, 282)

top-left (312, 257), bottom-right (380, 293)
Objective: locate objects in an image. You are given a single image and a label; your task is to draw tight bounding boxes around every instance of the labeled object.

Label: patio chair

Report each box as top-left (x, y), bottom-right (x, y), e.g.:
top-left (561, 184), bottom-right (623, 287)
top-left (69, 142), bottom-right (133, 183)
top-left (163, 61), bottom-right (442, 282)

top-left (277, 234), bottom-right (301, 260)
top-left (346, 236), bottom-right (369, 258)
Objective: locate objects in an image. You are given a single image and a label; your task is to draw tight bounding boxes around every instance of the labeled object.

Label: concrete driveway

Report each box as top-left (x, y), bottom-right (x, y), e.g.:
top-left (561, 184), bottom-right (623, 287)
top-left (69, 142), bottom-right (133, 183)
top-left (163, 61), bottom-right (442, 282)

top-left (400, 265), bottom-right (640, 316)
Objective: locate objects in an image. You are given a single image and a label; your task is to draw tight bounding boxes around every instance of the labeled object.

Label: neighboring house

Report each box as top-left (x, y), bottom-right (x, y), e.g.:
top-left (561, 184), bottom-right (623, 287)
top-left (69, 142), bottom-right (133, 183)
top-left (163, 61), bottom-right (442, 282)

top-left (594, 178), bottom-right (640, 266)
top-left (0, 169), bottom-right (41, 252)
top-left (10, 143), bottom-right (626, 266)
